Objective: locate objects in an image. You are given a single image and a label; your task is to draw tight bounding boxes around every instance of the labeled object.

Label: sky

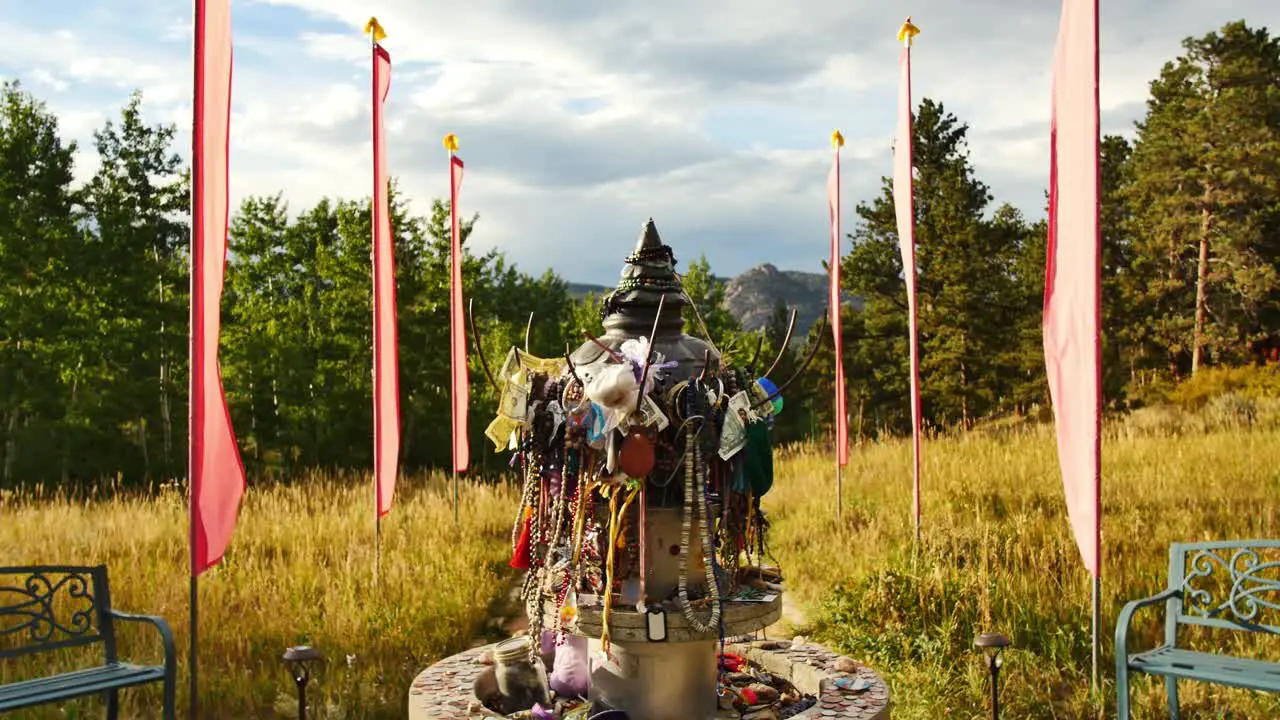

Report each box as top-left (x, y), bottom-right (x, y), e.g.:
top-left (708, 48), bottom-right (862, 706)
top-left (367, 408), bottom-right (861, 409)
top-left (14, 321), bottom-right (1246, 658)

top-left (1, 0), bottom-right (1277, 285)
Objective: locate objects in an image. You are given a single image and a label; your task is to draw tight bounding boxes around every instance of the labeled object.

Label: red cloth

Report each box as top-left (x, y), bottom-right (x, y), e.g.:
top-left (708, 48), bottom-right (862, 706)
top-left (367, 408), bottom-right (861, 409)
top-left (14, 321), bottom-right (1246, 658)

top-left (372, 43), bottom-right (399, 517)
top-left (1044, 0), bottom-right (1102, 577)
top-left (828, 152), bottom-right (848, 466)
top-left (190, 0), bottom-right (246, 576)
top-left (894, 44), bottom-right (923, 527)
top-left (450, 155), bottom-right (470, 473)
top-left (510, 512), bottom-right (532, 570)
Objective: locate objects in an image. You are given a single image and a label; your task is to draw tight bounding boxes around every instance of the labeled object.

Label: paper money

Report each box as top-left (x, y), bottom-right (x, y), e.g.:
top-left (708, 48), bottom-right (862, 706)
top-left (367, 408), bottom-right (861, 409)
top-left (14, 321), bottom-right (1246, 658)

top-left (499, 375), bottom-right (529, 421)
top-left (729, 390), bottom-right (757, 423)
top-left (719, 402), bottom-right (746, 460)
top-left (637, 394), bottom-right (669, 430)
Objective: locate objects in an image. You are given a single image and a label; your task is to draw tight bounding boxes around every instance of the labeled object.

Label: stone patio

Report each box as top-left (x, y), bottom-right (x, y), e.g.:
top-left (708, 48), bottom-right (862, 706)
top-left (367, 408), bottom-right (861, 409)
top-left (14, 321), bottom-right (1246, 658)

top-left (407, 637), bottom-right (889, 719)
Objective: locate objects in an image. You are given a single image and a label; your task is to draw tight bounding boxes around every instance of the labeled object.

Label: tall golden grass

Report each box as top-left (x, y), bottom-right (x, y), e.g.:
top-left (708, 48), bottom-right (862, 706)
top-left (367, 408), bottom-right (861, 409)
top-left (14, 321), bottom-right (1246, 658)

top-left (2, 410), bottom-right (1279, 718)
top-left (1, 474), bottom-right (518, 718)
top-left (766, 416), bottom-right (1280, 719)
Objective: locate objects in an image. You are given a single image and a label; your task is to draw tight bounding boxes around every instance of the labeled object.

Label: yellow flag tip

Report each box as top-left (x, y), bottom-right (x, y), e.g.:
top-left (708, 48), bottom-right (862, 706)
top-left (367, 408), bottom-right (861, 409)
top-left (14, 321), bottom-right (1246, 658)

top-left (364, 17), bottom-right (387, 43)
top-left (897, 17), bottom-right (921, 45)
top-left (831, 130), bottom-right (845, 149)
top-left (443, 133), bottom-right (459, 152)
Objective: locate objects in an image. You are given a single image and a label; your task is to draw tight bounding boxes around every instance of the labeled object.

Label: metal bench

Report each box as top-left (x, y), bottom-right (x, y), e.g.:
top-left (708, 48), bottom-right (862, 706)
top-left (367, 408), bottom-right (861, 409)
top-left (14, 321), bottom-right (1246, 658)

top-left (0, 565), bottom-right (175, 719)
top-left (1115, 540), bottom-right (1280, 719)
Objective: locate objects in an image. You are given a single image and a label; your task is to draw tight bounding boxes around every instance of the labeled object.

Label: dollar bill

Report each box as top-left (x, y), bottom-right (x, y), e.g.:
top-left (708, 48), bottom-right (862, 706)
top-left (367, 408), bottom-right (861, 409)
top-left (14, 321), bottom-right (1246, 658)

top-left (719, 402), bottom-right (746, 460)
top-left (637, 394), bottom-right (669, 430)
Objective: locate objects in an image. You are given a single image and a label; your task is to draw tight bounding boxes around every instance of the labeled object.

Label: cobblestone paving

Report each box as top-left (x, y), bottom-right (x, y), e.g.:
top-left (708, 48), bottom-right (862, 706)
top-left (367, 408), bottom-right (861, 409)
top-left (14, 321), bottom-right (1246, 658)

top-left (408, 640), bottom-right (889, 719)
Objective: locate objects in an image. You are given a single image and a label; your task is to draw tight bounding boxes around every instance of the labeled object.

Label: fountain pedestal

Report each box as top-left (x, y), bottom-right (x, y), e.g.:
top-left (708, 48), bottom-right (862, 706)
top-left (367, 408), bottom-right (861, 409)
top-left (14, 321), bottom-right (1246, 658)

top-left (419, 220), bottom-right (874, 719)
top-left (406, 637), bottom-right (891, 719)
top-left (559, 597), bottom-right (780, 720)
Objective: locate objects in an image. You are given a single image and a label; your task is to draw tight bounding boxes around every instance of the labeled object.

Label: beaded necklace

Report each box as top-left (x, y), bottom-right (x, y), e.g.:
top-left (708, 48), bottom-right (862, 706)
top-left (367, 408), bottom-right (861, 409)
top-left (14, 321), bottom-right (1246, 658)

top-left (676, 437), bottom-right (721, 633)
top-left (599, 480), bottom-right (639, 655)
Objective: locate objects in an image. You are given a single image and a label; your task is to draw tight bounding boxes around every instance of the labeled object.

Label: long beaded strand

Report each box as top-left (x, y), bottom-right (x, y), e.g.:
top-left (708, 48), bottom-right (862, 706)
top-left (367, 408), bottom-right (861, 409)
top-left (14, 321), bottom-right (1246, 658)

top-left (677, 433), bottom-right (721, 633)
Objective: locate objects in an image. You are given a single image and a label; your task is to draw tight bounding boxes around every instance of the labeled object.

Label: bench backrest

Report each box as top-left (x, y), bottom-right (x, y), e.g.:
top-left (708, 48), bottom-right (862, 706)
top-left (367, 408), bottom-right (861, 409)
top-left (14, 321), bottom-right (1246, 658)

top-left (0, 566), bottom-right (117, 663)
top-left (1166, 540), bottom-right (1280, 644)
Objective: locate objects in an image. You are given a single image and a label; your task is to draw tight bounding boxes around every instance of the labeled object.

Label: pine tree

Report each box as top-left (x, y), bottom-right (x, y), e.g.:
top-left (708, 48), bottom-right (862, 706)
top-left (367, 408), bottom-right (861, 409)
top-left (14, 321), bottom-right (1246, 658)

top-left (0, 81), bottom-right (84, 483)
top-left (843, 98), bottom-right (1014, 431)
top-left (1127, 20), bottom-right (1280, 375)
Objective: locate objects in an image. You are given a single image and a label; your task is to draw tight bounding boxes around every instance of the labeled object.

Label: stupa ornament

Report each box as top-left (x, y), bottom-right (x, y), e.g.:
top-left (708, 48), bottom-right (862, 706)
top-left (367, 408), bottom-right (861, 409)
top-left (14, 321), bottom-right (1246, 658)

top-left (464, 219), bottom-right (830, 720)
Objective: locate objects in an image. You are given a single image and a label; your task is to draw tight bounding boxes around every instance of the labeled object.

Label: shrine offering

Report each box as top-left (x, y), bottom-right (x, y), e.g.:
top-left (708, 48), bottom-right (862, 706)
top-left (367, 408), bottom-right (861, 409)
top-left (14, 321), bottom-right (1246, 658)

top-left (483, 220), bottom-right (809, 720)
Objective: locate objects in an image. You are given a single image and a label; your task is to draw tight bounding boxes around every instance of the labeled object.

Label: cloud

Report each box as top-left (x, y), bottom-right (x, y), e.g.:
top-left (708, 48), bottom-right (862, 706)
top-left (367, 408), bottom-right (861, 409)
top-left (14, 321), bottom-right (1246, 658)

top-left (1, 0), bottom-right (1277, 285)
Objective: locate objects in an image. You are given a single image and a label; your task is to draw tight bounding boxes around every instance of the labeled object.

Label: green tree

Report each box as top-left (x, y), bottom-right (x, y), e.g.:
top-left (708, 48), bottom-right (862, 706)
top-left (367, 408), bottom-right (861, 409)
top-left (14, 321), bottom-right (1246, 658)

top-left (1126, 20), bottom-right (1280, 375)
top-left (0, 81), bottom-right (84, 483)
top-left (84, 90), bottom-right (190, 480)
top-left (680, 254), bottom-right (745, 358)
top-left (843, 98), bottom-right (1016, 431)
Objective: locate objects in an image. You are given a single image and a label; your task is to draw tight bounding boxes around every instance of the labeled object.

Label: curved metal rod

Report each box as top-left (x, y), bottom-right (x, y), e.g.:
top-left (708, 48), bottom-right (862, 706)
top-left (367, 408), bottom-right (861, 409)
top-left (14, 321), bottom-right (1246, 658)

top-left (524, 312), bottom-right (534, 353)
top-left (565, 352), bottom-right (583, 385)
top-left (745, 332), bottom-right (765, 377)
top-left (467, 297), bottom-right (500, 393)
top-left (755, 308), bottom-right (828, 408)
top-left (581, 330), bottom-right (624, 362)
top-left (635, 294), bottom-right (666, 414)
top-left (762, 308), bottom-right (799, 379)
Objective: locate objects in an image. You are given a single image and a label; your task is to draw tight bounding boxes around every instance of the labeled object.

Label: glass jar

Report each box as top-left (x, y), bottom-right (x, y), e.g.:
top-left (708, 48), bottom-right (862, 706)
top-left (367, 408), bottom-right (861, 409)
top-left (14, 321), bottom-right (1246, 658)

top-left (492, 636), bottom-right (551, 712)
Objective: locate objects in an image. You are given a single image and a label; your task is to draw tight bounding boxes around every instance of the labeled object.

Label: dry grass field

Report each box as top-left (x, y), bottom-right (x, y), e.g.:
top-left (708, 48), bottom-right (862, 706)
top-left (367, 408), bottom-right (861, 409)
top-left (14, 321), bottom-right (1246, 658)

top-left (3, 405), bottom-right (1280, 718)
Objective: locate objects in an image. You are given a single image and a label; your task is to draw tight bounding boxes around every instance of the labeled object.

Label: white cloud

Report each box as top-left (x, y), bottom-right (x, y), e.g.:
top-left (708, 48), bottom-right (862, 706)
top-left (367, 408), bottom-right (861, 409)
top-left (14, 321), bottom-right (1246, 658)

top-left (1, 0), bottom-right (1277, 284)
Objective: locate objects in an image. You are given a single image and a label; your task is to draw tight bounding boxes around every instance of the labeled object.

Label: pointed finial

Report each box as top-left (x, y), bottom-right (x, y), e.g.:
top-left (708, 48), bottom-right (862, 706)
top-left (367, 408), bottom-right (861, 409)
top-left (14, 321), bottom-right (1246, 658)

top-left (636, 218), bottom-right (662, 253)
top-left (365, 17), bottom-right (387, 43)
top-left (898, 17), bottom-right (920, 47)
top-left (831, 130), bottom-right (845, 149)
top-left (443, 133), bottom-right (459, 153)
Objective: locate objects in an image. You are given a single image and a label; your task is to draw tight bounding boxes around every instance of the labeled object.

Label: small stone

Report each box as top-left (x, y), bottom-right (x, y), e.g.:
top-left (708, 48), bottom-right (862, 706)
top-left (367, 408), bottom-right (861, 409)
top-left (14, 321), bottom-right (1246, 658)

top-left (834, 656), bottom-right (860, 674)
top-left (747, 683), bottom-right (780, 704)
top-left (727, 672), bottom-right (755, 685)
top-left (474, 650), bottom-right (494, 665)
top-left (791, 635), bottom-right (807, 647)
top-left (742, 709), bottom-right (780, 720)
top-left (758, 640), bottom-right (783, 650)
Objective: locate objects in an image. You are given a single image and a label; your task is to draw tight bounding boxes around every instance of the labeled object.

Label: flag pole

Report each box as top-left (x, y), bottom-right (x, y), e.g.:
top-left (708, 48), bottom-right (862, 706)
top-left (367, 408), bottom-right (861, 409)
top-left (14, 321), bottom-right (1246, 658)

top-left (189, 1), bottom-right (202, 715)
top-left (367, 17), bottom-right (382, 588)
top-left (1091, 0), bottom-right (1102, 690)
top-left (897, 16), bottom-right (923, 547)
top-left (448, 140), bottom-right (459, 530)
top-left (452, 140), bottom-right (459, 532)
top-left (830, 130), bottom-right (846, 524)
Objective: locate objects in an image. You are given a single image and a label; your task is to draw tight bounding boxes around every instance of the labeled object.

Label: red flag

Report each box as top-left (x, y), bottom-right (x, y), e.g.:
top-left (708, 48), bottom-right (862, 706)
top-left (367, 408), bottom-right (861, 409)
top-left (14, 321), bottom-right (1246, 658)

top-left (1044, 0), bottom-right (1101, 577)
top-left (372, 42), bottom-right (399, 517)
top-left (449, 154), bottom-right (470, 473)
top-left (894, 21), bottom-right (923, 531)
top-left (190, 0), bottom-right (245, 577)
top-left (828, 148), bottom-right (848, 466)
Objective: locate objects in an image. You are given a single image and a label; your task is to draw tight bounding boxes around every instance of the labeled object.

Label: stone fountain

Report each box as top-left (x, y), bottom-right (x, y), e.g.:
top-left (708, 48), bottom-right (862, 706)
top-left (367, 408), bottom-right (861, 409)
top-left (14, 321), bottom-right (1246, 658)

top-left (408, 221), bottom-right (889, 720)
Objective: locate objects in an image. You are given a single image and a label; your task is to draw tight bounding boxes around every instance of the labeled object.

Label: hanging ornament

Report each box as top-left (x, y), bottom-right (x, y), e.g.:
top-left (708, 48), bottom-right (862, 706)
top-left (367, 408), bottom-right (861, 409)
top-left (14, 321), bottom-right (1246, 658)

top-left (756, 377), bottom-right (783, 415)
top-left (618, 426), bottom-right (656, 478)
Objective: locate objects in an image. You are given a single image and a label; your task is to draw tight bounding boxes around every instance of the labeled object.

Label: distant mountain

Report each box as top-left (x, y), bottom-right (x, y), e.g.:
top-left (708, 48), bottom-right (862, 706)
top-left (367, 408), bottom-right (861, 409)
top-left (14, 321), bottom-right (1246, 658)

top-left (567, 282), bottom-right (609, 299)
top-left (724, 264), bottom-right (832, 335)
top-left (566, 265), bottom-right (859, 337)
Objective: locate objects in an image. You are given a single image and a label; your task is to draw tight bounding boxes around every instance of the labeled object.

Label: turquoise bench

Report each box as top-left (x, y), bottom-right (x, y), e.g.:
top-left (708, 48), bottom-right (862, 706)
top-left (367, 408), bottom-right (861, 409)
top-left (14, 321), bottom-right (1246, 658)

top-left (1115, 540), bottom-right (1280, 718)
top-left (0, 565), bottom-right (175, 719)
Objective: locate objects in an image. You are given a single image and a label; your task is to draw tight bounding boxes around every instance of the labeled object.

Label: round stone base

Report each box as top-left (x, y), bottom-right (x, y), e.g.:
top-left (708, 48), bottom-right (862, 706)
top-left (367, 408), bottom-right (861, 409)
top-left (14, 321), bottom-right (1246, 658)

top-left (407, 637), bottom-right (889, 719)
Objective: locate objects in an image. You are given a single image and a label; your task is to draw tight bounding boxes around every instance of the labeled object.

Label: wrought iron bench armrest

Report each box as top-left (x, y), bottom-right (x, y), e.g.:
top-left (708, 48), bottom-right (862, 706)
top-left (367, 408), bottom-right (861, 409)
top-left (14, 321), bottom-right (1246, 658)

top-left (108, 609), bottom-right (177, 719)
top-left (1115, 587), bottom-right (1180, 663)
top-left (108, 610), bottom-right (176, 671)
